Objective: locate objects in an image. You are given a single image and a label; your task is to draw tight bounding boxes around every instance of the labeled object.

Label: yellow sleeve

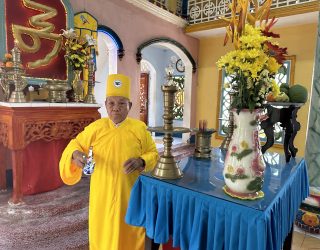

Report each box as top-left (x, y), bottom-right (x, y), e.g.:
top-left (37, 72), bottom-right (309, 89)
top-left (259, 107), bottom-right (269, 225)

top-left (59, 121), bottom-right (98, 185)
top-left (140, 126), bottom-right (159, 172)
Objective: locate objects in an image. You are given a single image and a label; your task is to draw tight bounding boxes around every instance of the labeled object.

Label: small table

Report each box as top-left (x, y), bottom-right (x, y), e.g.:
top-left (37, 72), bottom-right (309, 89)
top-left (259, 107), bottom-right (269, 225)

top-left (0, 102), bottom-right (100, 204)
top-left (261, 102), bottom-right (303, 162)
top-left (126, 148), bottom-right (309, 250)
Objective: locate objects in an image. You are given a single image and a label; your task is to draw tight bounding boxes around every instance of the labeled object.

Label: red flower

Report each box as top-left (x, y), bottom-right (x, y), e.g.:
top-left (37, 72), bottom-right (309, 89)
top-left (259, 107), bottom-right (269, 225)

top-left (232, 145), bottom-right (237, 152)
top-left (251, 156), bottom-right (264, 176)
top-left (264, 41), bottom-right (288, 65)
top-left (261, 17), bottom-right (280, 38)
top-left (236, 167), bottom-right (245, 175)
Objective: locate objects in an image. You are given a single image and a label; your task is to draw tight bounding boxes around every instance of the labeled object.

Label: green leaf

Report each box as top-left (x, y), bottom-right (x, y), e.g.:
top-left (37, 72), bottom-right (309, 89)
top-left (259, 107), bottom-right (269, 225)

top-left (249, 120), bottom-right (257, 126)
top-left (236, 149), bottom-right (253, 160)
top-left (247, 177), bottom-right (263, 191)
top-left (224, 173), bottom-right (249, 182)
top-left (230, 152), bottom-right (238, 158)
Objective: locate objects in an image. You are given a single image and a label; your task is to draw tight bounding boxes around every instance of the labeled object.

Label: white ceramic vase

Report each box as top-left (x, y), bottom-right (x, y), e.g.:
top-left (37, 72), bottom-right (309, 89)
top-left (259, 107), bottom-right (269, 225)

top-left (223, 109), bottom-right (266, 199)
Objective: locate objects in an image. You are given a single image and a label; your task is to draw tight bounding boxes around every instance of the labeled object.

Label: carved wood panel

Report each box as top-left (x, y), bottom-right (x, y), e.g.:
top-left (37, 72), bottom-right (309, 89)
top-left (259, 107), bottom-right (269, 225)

top-left (24, 118), bottom-right (94, 146)
top-left (0, 122), bottom-right (8, 147)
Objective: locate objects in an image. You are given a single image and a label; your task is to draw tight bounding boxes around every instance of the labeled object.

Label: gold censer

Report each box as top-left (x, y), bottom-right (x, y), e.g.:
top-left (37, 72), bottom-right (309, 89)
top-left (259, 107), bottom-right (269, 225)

top-left (193, 120), bottom-right (216, 158)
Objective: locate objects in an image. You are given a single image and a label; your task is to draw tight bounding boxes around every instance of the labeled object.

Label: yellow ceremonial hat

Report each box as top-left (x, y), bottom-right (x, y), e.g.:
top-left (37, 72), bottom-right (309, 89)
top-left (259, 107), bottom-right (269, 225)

top-left (106, 74), bottom-right (131, 99)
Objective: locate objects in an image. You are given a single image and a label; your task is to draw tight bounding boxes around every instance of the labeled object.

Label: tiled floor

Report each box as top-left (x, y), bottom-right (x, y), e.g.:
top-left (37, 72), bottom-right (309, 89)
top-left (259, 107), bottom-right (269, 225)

top-left (293, 227), bottom-right (320, 249)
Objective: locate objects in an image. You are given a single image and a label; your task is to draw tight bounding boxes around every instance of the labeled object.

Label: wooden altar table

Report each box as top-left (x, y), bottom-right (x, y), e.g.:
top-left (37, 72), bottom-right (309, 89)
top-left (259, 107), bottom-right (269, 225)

top-left (0, 102), bottom-right (100, 204)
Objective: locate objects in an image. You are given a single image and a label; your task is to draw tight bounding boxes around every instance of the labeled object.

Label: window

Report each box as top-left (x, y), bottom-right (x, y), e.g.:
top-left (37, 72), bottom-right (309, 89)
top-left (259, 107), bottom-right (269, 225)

top-left (173, 75), bottom-right (184, 120)
top-left (217, 56), bottom-right (296, 144)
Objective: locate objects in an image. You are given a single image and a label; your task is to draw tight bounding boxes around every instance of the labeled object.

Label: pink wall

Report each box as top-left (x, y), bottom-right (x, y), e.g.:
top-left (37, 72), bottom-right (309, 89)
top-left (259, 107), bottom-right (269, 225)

top-left (70, 0), bottom-right (199, 125)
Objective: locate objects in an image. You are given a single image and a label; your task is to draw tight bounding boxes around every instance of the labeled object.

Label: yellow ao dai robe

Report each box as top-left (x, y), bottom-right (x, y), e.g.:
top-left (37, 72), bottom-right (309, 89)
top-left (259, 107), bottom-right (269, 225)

top-left (59, 118), bottom-right (158, 250)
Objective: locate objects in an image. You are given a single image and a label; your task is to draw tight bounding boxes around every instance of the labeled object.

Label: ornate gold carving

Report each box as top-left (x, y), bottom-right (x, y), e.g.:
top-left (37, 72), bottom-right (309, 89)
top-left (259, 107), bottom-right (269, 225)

top-left (0, 122), bottom-right (8, 147)
top-left (12, 0), bottom-right (62, 69)
top-left (24, 119), bottom-right (94, 146)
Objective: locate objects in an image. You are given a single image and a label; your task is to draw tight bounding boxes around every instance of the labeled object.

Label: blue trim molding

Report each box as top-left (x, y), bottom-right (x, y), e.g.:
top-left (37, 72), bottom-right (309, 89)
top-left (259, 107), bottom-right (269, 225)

top-left (0, 0), bottom-right (6, 57)
top-left (136, 37), bottom-right (197, 73)
top-left (62, 0), bottom-right (74, 28)
top-left (98, 25), bottom-right (125, 60)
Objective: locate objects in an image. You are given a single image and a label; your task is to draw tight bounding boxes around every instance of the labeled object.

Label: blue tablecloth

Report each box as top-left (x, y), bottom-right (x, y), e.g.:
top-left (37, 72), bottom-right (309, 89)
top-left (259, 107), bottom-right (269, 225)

top-left (126, 148), bottom-right (309, 250)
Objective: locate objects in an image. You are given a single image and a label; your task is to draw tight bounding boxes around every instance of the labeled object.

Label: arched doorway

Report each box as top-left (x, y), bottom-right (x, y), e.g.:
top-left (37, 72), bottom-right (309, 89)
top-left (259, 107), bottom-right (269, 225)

top-left (140, 59), bottom-right (156, 126)
top-left (95, 25), bottom-right (124, 117)
top-left (137, 38), bottom-right (196, 142)
top-left (95, 31), bottom-right (117, 117)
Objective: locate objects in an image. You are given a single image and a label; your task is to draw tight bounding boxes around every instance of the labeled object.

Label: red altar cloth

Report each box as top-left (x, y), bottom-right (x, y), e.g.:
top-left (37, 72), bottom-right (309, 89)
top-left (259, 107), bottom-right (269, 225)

top-left (22, 139), bottom-right (69, 195)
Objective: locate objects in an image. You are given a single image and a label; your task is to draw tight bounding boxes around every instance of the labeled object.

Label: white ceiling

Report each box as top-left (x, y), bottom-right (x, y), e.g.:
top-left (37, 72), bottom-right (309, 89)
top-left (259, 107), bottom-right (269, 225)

top-left (187, 12), bottom-right (319, 38)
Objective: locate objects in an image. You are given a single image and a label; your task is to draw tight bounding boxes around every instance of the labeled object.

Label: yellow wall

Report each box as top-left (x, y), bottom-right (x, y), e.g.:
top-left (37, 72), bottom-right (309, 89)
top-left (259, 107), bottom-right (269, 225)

top-left (196, 23), bottom-right (318, 156)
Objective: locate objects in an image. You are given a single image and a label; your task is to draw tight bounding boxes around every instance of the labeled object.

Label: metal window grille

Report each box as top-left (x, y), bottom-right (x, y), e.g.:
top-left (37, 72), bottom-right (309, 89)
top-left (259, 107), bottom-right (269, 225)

top-left (173, 75), bottom-right (185, 120)
top-left (188, 0), bottom-right (316, 24)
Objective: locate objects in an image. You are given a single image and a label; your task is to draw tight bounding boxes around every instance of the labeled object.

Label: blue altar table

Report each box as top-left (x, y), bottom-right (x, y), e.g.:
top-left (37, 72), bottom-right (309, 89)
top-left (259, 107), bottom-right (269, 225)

top-left (126, 148), bottom-right (309, 250)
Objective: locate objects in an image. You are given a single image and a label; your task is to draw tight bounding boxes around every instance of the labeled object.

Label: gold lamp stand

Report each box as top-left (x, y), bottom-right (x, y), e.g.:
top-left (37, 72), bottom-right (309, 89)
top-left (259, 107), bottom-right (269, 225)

top-left (84, 56), bottom-right (96, 104)
top-left (149, 85), bottom-right (190, 179)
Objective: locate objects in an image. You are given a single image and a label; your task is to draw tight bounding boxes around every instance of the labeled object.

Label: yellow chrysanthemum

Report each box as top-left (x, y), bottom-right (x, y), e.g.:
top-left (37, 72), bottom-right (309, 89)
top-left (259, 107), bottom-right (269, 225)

top-left (227, 165), bottom-right (234, 174)
top-left (240, 140), bottom-right (249, 149)
top-left (271, 79), bottom-right (280, 97)
top-left (267, 57), bottom-right (281, 73)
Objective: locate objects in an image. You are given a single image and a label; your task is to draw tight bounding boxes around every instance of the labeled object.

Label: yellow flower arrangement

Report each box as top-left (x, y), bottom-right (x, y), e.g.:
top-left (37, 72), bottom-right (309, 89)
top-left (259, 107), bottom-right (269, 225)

top-left (217, 0), bottom-right (287, 112)
top-left (60, 29), bottom-right (89, 71)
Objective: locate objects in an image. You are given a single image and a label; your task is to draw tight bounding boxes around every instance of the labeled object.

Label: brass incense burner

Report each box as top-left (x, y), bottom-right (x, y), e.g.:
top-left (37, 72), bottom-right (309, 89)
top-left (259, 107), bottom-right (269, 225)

top-left (193, 128), bottom-right (216, 159)
top-left (148, 83), bottom-right (190, 179)
top-left (44, 79), bottom-right (70, 103)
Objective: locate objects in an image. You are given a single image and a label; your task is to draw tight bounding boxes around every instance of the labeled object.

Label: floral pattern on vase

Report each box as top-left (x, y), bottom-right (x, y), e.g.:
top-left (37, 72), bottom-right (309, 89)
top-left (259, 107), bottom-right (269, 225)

top-left (223, 109), bottom-right (265, 199)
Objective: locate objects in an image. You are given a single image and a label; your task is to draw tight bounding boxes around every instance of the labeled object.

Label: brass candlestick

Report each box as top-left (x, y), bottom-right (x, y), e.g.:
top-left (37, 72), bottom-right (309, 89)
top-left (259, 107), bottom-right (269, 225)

top-left (84, 56), bottom-right (96, 104)
top-left (220, 89), bottom-right (236, 150)
top-left (148, 84), bottom-right (190, 179)
top-left (194, 128), bottom-right (216, 158)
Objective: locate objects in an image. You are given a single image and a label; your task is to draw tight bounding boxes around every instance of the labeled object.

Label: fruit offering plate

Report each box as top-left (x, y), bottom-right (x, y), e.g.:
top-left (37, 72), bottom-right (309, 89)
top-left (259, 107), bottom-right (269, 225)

top-left (266, 102), bottom-right (304, 107)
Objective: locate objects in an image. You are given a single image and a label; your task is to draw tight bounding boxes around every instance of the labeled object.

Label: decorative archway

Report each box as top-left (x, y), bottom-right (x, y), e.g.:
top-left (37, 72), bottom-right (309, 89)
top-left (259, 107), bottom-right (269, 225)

top-left (136, 37), bottom-right (197, 73)
top-left (98, 25), bottom-right (125, 60)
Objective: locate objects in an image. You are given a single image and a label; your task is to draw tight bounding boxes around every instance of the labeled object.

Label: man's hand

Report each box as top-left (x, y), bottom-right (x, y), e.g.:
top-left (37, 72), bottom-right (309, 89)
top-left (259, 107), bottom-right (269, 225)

top-left (123, 157), bottom-right (145, 174)
top-left (72, 150), bottom-right (87, 169)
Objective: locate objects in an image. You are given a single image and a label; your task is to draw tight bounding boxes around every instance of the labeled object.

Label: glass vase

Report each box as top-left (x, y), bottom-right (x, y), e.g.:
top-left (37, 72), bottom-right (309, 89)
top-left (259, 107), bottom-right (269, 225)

top-left (223, 109), bottom-right (266, 200)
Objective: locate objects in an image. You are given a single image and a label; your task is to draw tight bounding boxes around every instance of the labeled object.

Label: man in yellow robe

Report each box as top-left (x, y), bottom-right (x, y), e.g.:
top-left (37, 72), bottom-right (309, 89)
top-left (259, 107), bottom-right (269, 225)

top-left (59, 74), bottom-right (159, 250)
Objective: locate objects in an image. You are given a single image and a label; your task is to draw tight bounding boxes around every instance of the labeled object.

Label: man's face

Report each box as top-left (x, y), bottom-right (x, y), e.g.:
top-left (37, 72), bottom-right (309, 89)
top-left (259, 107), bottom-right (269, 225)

top-left (105, 96), bottom-right (132, 124)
